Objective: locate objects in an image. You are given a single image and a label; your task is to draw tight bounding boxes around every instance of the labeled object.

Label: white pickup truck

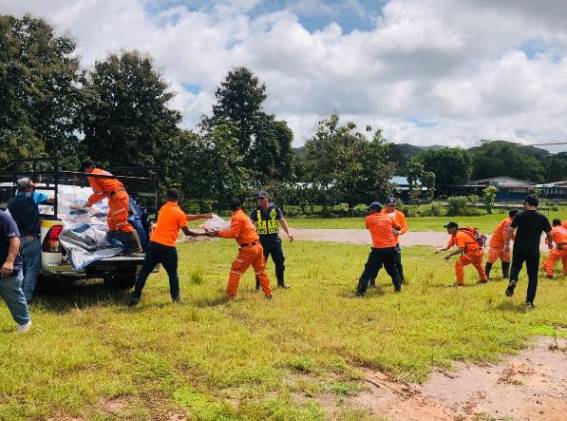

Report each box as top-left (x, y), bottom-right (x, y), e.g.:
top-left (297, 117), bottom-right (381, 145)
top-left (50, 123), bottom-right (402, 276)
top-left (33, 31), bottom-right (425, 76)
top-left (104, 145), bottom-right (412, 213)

top-left (1, 158), bottom-right (159, 289)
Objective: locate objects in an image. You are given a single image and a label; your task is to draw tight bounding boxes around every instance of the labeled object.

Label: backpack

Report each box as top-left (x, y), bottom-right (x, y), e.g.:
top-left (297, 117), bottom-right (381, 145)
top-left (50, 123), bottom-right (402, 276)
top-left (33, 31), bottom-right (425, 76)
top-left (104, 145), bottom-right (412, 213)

top-left (458, 227), bottom-right (487, 248)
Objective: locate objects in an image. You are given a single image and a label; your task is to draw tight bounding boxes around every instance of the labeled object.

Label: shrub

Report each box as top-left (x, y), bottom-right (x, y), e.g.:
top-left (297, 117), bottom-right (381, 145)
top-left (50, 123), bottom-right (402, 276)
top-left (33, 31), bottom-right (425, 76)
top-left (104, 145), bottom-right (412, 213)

top-left (446, 196), bottom-right (469, 216)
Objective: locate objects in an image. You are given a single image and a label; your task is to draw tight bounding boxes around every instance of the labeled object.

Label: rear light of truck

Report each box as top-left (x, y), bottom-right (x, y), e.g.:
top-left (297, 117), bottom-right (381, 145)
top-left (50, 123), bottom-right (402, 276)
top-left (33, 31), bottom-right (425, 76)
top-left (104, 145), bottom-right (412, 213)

top-left (42, 225), bottom-right (63, 253)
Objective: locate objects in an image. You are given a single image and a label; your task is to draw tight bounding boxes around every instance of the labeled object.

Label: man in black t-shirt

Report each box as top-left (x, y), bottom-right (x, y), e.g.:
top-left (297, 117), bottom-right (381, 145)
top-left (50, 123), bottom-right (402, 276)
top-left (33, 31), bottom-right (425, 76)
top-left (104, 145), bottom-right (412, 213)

top-left (503, 195), bottom-right (552, 309)
top-left (250, 191), bottom-right (294, 289)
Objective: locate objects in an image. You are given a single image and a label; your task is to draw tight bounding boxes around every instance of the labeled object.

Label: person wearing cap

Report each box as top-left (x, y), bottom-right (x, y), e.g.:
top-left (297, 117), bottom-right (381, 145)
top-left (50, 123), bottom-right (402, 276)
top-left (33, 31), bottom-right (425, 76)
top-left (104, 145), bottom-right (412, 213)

top-left (436, 222), bottom-right (487, 286)
top-left (207, 198), bottom-right (272, 300)
top-left (356, 201), bottom-right (401, 296)
top-left (369, 197), bottom-right (408, 287)
top-left (250, 191), bottom-right (293, 289)
top-left (129, 188), bottom-right (209, 306)
top-left (485, 210), bottom-right (518, 280)
top-left (503, 195), bottom-right (553, 309)
top-left (74, 160), bottom-right (142, 254)
top-left (7, 178), bottom-right (52, 302)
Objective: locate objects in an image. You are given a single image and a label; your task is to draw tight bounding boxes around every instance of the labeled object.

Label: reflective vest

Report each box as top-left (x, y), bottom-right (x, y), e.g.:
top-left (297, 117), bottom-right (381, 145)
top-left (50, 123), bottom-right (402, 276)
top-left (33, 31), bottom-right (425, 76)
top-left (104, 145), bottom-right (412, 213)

top-left (256, 207), bottom-right (279, 235)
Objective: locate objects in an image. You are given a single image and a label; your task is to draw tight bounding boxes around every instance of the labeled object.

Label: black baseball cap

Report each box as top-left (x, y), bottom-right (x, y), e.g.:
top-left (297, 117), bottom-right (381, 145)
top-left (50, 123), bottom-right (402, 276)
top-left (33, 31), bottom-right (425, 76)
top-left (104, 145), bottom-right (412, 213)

top-left (257, 191), bottom-right (268, 198)
top-left (386, 197), bottom-right (397, 205)
top-left (443, 221), bottom-right (459, 229)
top-left (368, 201), bottom-right (382, 211)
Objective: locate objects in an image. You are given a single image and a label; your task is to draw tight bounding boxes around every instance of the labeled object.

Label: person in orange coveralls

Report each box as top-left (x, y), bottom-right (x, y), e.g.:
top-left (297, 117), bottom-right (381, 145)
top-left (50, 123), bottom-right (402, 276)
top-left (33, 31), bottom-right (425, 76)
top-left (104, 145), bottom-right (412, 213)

top-left (76, 160), bottom-right (142, 252)
top-left (437, 222), bottom-right (487, 286)
top-left (543, 219), bottom-right (567, 279)
top-left (369, 197), bottom-right (408, 287)
top-left (207, 198), bottom-right (272, 300)
top-left (485, 210), bottom-right (518, 280)
top-left (356, 201), bottom-right (401, 296)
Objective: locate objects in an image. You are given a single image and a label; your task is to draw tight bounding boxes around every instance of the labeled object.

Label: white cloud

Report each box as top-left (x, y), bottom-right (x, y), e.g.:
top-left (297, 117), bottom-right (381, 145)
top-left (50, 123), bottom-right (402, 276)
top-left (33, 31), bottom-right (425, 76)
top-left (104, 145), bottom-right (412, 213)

top-left (3, 0), bottom-right (567, 149)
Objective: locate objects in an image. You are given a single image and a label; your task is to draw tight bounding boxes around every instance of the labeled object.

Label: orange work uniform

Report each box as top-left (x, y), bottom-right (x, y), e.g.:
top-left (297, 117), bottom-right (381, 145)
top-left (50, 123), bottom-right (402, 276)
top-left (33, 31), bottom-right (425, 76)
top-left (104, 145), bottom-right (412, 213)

top-left (544, 226), bottom-right (567, 276)
top-left (151, 202), bottom-right (188, 247)
top-left (382, 209), bottom-right (408, 244)
top-left (86, 168), bottom-right (133, 233)
top-left (218, 209), bottom-right (272, 298)
top-left (487, 217), bottom-right (513, 264)
top-left (450, 230), bottom-right (487, 285)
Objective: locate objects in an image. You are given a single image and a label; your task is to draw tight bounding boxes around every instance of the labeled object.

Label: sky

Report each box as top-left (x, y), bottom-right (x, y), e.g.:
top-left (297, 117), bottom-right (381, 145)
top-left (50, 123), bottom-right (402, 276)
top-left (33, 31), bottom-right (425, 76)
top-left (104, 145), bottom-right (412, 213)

top-left (4, 0), bottom-right (567, 150)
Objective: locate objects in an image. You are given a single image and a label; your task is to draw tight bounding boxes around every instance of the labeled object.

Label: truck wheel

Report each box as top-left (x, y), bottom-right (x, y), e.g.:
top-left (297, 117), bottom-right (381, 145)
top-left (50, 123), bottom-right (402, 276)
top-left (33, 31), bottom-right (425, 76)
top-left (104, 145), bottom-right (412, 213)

top-left (103, 268), bottom-right (138, 290)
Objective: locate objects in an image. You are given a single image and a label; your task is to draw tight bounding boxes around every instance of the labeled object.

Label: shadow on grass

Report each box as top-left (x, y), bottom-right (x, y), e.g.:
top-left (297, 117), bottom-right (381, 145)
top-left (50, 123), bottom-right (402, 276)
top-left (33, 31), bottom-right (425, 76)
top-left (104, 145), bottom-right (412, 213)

top-left (495, 300), bottom-right (528, 313)
top-left (34, 279), bottom-right (129, 313)
top-left (192, 294), bottom-right (231, 308)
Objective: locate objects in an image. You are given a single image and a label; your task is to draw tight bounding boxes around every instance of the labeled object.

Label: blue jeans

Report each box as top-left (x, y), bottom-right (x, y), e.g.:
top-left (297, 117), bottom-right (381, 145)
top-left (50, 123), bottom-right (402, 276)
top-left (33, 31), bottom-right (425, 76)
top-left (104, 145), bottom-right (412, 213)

top-left (20, 238), bottom-right (41, 302)
top-left (0, 270), bottom-right (30, 325)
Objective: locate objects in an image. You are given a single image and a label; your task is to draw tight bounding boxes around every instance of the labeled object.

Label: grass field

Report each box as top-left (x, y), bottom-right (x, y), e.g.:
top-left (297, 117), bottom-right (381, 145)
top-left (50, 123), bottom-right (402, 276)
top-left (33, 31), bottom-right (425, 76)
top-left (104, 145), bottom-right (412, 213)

top-left (1, 240), bottom-right (567, 420)
top-left (288, 208), bottom-right (567, 232)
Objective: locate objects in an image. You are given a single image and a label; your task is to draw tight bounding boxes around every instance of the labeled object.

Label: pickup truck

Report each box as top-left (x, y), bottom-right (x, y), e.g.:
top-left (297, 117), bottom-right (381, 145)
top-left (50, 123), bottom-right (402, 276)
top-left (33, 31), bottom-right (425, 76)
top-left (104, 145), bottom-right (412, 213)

top-left (0, 158), bottom-right (159, 289)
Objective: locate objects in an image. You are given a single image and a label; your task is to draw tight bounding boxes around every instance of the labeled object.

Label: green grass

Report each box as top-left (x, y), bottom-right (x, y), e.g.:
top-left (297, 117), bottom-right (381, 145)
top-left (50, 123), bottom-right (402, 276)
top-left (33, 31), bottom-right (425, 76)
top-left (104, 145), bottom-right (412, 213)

top-left (288, 207), bottom-right (567, 232)
top-left (1, 241), bottom-right (566, 419)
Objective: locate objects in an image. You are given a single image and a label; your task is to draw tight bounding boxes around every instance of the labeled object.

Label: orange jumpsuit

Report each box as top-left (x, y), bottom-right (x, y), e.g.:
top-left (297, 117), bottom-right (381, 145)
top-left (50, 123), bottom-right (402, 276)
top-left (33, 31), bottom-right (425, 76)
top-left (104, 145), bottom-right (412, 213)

top-left (544, 226), bottom-right (567, 276)
top-left (487, 217), bottom-right (513, 264)
top-left (86, 168), bottom-right (133, 233)
top-left (218, 209), bottom-right (272, 298)
top-left (448, 231), bottom-right (487, 285)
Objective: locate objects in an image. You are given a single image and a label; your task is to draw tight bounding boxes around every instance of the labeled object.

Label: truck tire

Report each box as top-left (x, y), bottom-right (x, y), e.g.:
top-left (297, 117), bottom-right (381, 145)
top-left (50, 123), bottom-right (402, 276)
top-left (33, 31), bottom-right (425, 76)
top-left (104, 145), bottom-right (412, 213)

top-left (103, 268), bottom-right (138, 290)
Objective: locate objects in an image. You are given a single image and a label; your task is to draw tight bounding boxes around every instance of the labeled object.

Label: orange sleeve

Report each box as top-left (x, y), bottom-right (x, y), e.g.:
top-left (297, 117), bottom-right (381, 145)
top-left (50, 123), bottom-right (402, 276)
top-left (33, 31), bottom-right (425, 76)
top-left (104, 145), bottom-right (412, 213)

top-left (86, 177), bottom-right (105, 206)
top-left (447, 236), bottom-right (455, 248)
top-left (218, 215), bottom-right (242, 239)
top-left (397, 211), bottom-right (408, 234)
top-left (178, 212), bottom-right (188, 229)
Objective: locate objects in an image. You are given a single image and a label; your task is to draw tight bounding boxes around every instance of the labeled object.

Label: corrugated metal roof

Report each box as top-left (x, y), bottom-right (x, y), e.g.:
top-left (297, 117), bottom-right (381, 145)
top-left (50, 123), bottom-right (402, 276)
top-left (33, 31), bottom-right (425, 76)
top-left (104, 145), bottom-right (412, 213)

top-left (469, 177), bottom-right (536, 188)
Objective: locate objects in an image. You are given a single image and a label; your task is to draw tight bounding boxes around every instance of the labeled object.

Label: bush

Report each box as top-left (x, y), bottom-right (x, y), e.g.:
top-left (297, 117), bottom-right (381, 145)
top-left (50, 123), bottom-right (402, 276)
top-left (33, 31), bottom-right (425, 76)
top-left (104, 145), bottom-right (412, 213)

top-left (446, 196), bottom-right (469, 216)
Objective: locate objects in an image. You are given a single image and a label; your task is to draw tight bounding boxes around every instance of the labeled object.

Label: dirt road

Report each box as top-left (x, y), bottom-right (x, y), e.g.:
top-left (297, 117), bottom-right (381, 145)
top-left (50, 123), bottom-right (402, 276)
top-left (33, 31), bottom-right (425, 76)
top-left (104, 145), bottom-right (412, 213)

top-left (292, 228), bottom-right (551, 251)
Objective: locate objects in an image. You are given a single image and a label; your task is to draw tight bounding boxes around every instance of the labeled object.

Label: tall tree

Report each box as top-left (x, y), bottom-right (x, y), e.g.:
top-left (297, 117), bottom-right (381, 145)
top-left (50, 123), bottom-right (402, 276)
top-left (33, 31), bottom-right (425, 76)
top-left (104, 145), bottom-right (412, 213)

top-left (207, 67), bottom-right (293, 180)
top-left (415, 147), bottom-right (472, 187)
top-left (545, 152), bottom-right (567, 182)
top-left (80, 51), bottom-right (181, 174)
top-left (211, 66), bottom-right (266, 155)
top-left (0, 14), bottom-right (83, 166)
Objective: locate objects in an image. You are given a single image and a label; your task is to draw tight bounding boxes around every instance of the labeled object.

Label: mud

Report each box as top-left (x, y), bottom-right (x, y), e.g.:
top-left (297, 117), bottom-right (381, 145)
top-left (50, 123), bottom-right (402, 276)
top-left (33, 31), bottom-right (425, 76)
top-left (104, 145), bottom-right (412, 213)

top-left (343, 336), bottom-right (567, 421)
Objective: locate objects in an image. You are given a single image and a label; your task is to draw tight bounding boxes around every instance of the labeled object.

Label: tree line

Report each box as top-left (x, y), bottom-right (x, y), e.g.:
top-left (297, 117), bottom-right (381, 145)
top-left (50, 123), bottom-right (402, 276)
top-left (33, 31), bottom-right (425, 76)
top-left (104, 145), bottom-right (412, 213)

top-left (2, 15), bottom-right (567, 212)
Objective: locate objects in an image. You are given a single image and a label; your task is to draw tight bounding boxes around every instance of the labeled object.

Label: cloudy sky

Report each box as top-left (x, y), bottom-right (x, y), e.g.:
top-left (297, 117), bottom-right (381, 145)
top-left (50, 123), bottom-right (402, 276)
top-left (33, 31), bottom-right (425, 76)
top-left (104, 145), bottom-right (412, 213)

top-left (4, 0), bottom-right (567, 150)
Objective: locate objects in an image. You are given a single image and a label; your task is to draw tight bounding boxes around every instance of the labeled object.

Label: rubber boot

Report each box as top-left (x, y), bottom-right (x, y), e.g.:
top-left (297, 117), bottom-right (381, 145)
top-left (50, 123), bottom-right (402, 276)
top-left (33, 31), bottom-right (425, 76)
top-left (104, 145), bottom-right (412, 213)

top-left (501, 261), bottom-right (510, 279)
top-left (123, 230), bottom-right (143, 254)
top-left (485, 262), bottom-right (493, 280)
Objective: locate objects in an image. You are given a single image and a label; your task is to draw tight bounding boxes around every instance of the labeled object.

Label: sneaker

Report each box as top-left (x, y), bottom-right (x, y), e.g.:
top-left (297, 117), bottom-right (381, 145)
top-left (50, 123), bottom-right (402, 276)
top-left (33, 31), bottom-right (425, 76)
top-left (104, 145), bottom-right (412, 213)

top-left (264, 295), bottom-right (272, 300)
top-left (172, 296), bottom-right (181, 303)
top-left (526, 301), bottom-right (535, 310)
top-left (18, 321), bottom-right (32, 333)
top-left (505, 282), bottom-right (516, 297)
top-left (128, 293), bottom-right (141, 307)
top-left (355, 291), bottom-right (365, 297)
top-left (278, 284), bottom-right (290, 289)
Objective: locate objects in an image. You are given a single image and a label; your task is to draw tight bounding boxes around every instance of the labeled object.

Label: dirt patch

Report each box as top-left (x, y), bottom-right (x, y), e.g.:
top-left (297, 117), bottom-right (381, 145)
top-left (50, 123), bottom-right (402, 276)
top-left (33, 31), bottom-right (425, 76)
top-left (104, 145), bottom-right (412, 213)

top-left (338, 336), bottom-right (567, 421)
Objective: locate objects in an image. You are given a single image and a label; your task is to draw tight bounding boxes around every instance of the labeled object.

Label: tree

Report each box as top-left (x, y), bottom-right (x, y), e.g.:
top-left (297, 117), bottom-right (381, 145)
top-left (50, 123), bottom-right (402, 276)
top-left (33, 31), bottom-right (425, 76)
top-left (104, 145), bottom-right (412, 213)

top-left (80, 51), bottom-right (181, 175)
top-left (0, 14), bottom-right (83, 166)
top-left (304, 114), bottom-right (395, 207)
top-left (211, 66), bottom-right (266, 155)
top-left (546, 152), bottom-right (567, 182)
top-left (470, 141), bottom-right (546, 182)
top-left (207, 67), bottom-right (293, 180)
top-left (482, 185), bottom-right (497, 214)
top-left (416, 147), bottom-right (472, 187)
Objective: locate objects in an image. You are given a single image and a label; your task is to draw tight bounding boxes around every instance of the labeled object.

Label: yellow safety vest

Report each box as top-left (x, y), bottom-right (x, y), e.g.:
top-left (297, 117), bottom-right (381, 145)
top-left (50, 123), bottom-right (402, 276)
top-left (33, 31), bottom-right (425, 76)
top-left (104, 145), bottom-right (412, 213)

top-left (256, 207), bottom-right (279, 235)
